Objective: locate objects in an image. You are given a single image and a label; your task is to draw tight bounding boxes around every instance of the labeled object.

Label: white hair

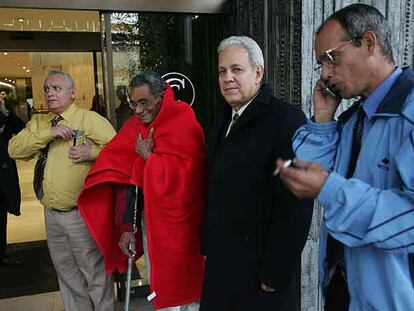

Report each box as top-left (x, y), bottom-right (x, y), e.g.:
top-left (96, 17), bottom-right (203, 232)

top-left (47, 70), bottom-right (75, 89)
top-left (217, 36), bottom-right (264, 67)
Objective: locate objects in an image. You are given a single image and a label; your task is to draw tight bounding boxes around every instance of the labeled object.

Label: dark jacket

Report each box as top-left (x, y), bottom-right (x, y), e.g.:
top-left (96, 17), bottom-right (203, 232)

top-left (201, 84), bottom-right (313, 310)
top-left (115, 101), bottom-right (133, 131)
top-left (0, 112), bottom-right (25, 215)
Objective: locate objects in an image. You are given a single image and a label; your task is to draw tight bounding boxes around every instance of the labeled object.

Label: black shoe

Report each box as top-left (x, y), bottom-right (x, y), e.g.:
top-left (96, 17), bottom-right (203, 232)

top-left (0, 256), bottom-right (23, 267)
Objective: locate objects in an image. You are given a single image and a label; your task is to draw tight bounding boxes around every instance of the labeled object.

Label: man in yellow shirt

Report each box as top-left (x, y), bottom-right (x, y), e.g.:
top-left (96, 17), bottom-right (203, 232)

top-left (8, 70), bottom-right (116, 311)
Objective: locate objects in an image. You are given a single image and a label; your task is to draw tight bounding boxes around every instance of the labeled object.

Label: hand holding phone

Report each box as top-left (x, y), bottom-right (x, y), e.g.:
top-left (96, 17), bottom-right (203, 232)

top-left (313, 79), bottom-right (341, 123)
top-left (72, 129), bottom-right (85, 147)
top-left (323, 85), bottom-right (339, 98)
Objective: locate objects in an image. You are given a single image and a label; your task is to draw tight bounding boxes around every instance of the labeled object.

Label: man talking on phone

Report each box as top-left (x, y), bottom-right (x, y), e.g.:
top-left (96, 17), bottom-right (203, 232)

top-left (277, 4), bottom-right (414, 310)
top-left (9, 70), bottom-right (116, 310)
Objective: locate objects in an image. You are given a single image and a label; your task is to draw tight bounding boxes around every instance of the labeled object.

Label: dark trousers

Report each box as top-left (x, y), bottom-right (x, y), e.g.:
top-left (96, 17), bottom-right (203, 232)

top-left (200, 256), bottom-right (296, 311)
top-left (324, 268), bottom-right (350, 311)
top-left (200, 288), bottom-right (293, 311)
top-left (0, 162), bottom-right (20, 260)
top-left (0, 203), bottom-right (7, 259)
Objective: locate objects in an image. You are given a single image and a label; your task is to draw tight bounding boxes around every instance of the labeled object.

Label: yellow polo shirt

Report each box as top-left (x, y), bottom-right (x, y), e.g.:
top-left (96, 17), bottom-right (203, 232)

top-left (8, 103), bottom-right (116, 211)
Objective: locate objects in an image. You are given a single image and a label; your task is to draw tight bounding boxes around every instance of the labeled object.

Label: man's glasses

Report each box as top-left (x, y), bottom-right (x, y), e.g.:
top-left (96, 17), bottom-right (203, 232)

top-left (314, 38), bottom-right (357, 73)
top-left (128, 98), bottom-right (149, 110)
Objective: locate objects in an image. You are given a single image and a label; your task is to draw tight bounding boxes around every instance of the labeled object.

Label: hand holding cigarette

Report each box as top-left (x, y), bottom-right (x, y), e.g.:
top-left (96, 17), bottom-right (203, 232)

top-left (273, 159), bottom-right (292, 176)
top-left (276, 158), bottom-right (329, 199)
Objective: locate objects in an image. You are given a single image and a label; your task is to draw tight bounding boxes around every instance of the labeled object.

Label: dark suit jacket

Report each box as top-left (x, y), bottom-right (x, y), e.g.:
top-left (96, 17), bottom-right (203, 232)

top-left (202, 84), bottom-right (313, 309)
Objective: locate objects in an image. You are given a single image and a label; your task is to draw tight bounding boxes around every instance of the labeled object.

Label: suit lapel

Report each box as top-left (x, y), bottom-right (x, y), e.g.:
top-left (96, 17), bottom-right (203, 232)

top-left (229, 102), bottom-right (259, 135)
top-left (208, 108), bottom-right (230, 160)
top-left (210, 84), bottom-right (273, 148)
top-left (227, 84), bottom-right (273, 136)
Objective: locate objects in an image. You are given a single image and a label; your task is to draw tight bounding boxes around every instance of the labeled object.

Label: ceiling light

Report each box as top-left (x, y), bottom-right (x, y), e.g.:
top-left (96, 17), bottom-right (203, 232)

top-left (3, 52), bottom-right (7, 56)
top-left (22, 66), bottom-right (26, 69)
top-left (26, 69), bottom-right (30, 73)
top-left (0, 81), bottom-right (14, 88)
top-left (17, 18), bottom-right (25, 22)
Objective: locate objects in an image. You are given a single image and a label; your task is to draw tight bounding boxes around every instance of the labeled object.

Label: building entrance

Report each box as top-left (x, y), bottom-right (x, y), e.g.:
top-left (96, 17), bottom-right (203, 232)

top-left (0, 8), bottom-right (105, 249)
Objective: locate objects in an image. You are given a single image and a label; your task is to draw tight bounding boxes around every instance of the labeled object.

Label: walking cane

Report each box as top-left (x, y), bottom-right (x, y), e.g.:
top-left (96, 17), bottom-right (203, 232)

top-left (124, 186), bottom-right (139, 311)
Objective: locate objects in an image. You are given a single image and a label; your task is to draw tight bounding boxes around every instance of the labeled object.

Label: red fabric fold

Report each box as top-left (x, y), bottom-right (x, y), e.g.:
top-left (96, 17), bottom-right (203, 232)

top-left (78, 85), bottom-right (206, 308)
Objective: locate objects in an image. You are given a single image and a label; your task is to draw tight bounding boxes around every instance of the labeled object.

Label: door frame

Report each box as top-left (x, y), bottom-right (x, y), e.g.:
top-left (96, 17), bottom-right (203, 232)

top-left (0, 0), bottom-right (231, 14)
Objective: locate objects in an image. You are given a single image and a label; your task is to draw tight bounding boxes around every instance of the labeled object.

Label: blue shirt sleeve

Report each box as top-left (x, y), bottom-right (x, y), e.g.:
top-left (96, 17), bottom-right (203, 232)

top-left (317, 130), bottom-right (414, 252)
top-left (293, 118), bottom-right (339, 171)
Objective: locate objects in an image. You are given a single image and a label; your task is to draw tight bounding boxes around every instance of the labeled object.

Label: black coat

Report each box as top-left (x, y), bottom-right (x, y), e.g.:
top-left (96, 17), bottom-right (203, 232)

top-left (115, 101), bottom-right (134, 131)
top-left (201, 84), bottom-right (313, 310)
top-left (0, 112), bottom-right (25, 216)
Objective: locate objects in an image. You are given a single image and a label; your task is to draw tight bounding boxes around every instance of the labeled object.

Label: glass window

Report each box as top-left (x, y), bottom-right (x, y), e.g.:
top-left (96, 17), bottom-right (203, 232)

top-left (109, 12), bottom-right (229, 131)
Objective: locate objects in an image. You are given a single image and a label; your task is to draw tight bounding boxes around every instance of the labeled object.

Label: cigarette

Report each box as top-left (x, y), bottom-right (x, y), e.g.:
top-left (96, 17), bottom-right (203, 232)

top-left (273, 159), bottom-right (293, 176)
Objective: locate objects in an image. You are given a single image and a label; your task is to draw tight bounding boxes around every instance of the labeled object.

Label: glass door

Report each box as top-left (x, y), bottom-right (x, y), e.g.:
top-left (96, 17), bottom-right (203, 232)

top-left (100, 11), bottom-right (229, 132)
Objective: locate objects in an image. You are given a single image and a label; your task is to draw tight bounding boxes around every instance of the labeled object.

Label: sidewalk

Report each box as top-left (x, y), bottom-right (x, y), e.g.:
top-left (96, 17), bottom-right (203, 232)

top-left (0, 291), bottom-right (154, 311)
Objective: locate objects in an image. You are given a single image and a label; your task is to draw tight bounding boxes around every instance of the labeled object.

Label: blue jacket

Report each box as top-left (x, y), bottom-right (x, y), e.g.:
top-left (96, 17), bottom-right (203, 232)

top-left (294, 67), bottom-right (414, 310)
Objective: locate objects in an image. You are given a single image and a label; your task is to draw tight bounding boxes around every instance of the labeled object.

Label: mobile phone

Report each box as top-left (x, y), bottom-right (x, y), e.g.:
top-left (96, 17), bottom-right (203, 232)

top-left (324, 86), bottom-right (340, 98)
top-left (72, 129), bottom-right (85, 146)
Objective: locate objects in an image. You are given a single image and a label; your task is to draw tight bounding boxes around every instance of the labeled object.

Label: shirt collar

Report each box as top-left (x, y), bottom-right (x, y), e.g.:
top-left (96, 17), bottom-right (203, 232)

top-left (231, 93), bottom-right (258, 119)
top-left (361, 66), bottom-right (402, 119)
top-left (49, 103), bottom-right (76, 122)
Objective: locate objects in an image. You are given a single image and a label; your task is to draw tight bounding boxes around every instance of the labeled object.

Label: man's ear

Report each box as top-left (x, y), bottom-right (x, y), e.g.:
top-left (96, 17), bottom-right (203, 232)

top-left (361, 31), bottom-right (378, 55)
top-left (71, 87), bottom-right (77, 100)
top-left (256, 65), bottom-right (264, 84)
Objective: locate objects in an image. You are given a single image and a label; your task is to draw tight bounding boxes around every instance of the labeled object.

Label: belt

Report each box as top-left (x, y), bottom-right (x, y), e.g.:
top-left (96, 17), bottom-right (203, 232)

top-left (51, 206), bottom-right (77, 212)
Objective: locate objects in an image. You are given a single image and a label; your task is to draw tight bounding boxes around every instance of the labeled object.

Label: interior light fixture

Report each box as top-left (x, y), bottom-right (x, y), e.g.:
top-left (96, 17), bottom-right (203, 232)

top-left (17, 18), bottom-right (25, 22)
top-left (0, 81), bottom-right (14, 88)
top-left (3, 52), bottom-right (7, 56)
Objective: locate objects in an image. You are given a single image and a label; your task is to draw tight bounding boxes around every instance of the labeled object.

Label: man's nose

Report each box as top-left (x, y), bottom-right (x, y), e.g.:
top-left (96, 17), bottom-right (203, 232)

top-left (134, 105), bottom-right (144, 114)
top-left (320, 64), bottom-right (333, 81)
top-left (222, 72), bottom-right (234, 82)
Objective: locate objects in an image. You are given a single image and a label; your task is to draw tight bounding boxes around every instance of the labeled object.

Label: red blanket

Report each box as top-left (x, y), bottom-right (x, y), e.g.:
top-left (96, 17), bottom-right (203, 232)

top-left (78, 85), bottom-right (206, 308)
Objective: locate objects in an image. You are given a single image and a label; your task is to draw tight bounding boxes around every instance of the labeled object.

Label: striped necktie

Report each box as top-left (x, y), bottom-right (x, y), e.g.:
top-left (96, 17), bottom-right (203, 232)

top-left (33, 114), bottom-right (64, 200)
top-left (346, 105), bottom-right (365, 178)
top-left (226, 112), bottom-right (239, 137)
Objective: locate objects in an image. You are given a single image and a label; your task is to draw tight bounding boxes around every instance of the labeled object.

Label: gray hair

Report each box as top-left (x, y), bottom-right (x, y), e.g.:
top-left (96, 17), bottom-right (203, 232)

top-left (129, 71), bottom-right (166, 97)
top-left (47, 70), bottom-right (75, 89)
top-left (218, 36), bottom-right (264, 67)
top-left (319, 3), bottom-right (394, 63)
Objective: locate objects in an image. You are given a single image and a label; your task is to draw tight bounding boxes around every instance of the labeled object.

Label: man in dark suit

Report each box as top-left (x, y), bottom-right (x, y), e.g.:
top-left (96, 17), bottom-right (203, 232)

top-left (200, 36), bottom-right (313, 310)
top-left (0, 96), bottom-right (25, 266)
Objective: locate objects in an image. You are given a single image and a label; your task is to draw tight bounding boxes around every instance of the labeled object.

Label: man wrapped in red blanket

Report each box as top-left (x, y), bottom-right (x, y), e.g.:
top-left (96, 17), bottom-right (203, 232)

top-left (78, 72), bottom-right (206, 309)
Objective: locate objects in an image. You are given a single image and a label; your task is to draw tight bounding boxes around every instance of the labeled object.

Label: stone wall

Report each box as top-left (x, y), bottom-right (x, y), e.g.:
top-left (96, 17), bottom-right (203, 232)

top-left (228, 0), bottom-right (302, 108)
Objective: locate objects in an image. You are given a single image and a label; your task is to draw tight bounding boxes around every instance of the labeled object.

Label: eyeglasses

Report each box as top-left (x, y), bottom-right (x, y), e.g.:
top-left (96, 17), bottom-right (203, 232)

top-left (128, 98), bottom-right (149, 110)
top-left (314, 39), bottom-right (357, 72)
